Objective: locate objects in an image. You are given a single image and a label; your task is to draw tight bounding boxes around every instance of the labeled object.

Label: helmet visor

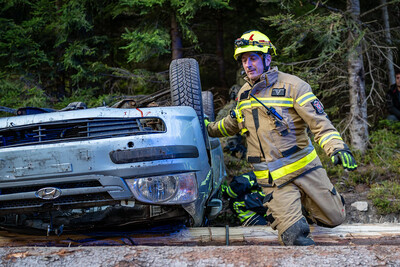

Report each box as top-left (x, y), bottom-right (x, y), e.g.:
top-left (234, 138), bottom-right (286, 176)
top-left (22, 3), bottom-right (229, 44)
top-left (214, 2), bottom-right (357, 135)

top-left (234, 38), bottom-right (272, 49)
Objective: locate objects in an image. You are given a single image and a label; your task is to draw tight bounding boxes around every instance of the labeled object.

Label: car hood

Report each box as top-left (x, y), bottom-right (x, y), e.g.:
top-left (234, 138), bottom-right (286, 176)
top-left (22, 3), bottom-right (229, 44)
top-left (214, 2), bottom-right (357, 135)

top-left (0, 106), bottom-right (198, 128)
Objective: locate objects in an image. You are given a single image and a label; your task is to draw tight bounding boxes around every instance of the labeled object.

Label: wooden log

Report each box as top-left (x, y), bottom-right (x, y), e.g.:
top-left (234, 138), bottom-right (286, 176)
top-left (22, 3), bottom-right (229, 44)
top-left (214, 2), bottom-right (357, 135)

top-left (0, 224), bottom-right (400, 247)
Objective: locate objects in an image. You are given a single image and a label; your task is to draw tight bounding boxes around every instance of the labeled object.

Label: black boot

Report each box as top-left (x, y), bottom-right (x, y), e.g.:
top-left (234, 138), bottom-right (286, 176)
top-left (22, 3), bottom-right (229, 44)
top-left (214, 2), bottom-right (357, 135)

top-left (281, 217), bottom-right (315, 246)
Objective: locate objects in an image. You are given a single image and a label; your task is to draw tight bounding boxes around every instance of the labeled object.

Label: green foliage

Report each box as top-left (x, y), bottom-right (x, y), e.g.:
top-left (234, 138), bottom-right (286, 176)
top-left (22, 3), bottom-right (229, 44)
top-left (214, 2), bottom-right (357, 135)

top-left (116, 0), bottom-right (230, 63)
top-left (118, 0), bottom-right (165, 11)
top-left (52, 88), bottom-right (112, 110)
top-left (0, 79), bottom-right (23, 108)
top-left (368, 181), bottom-right (400, 214)
top-left (364, 122), bottom-right (400, 173)
top-left (262, 8), bottom-right (348, 105)
top-left (259, 0), bottom-right (400, 149)
top-left (315, 120), bottom-right (400, 190)
top-left (223, 150), bottom-right (253, 178)
top-left (121, 28), bottom-right (171, 62)
top-left (53, 0), bottom-right (93, 47)
top-left (62, 38), bottom-right (109, 86)
top-left (172, 0), bottom-right (231, 19)
top-left (0, 0), bottom-right (113, 99)
top-left (377, 120), bottom-right (400, 134)
top-left (0, 79), bottom-right (48, 108)
top-left (257, 0), bottom-right (302, 11)
top-left (21, 87), bottom-right (49, 107)
top-left (0, 18), bottom-right (50, 71)
top-left (106, 67), bottom-right (169, 95)
top-left (53, 1), bottom-right (110, 88)
top-left (264, 11), bottom-right (345, 60)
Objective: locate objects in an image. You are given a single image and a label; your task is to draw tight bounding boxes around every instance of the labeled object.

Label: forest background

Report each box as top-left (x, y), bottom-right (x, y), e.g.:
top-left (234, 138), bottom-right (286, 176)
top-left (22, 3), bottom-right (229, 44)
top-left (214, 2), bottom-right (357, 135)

top-left (1, 0), bottom-right (400, 215)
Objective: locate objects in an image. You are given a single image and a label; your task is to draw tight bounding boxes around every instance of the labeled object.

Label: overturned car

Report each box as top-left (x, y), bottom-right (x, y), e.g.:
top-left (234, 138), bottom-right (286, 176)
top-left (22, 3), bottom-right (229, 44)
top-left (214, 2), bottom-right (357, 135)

top-left (0, 58), bottom-right (226, 234)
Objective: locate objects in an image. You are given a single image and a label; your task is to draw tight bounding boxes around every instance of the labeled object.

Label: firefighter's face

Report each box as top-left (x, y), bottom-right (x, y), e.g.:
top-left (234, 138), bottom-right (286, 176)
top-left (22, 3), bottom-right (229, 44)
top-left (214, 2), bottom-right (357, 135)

top-left (241, 52), bottom-right (271, 83)
top-left (396, 73), bottom-right (400, 90)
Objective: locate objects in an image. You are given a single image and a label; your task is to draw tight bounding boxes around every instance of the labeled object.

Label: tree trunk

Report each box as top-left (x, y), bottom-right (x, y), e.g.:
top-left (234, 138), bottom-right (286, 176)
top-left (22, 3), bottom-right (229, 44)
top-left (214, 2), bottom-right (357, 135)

top-left (170, 13), bottom-right (183, 59)
top-left (380, 0), bottom-right (395, 85)
top-left (216, 13), bottom-right (227, 88)
top-left (346, 0), bottom-right (369, 154)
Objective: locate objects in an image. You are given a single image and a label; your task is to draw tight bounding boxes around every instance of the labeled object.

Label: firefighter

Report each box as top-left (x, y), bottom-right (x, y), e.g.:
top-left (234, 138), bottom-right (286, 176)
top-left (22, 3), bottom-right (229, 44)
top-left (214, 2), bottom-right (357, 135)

top-left (205, 30), bottom-right (357, 246)
top-left (221, 172), bottom-right (268, 226)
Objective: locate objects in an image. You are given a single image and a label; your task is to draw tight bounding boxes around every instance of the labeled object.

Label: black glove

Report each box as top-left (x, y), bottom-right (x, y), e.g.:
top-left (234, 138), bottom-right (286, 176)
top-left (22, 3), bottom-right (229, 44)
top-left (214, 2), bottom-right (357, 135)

top-left (331, 149), bottom-right (357, 171)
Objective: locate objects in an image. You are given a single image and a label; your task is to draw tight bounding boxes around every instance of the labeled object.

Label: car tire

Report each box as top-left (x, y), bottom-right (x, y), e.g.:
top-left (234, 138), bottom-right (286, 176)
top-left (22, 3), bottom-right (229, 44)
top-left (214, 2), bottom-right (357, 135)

top-left (169, 58), bottom-right (206, 141)
top-left (202, 91), bottom-right (215, 122)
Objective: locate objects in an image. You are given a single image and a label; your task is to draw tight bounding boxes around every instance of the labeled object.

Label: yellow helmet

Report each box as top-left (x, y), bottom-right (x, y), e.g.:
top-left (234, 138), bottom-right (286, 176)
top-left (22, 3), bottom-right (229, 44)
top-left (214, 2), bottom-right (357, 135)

top-left (233, 30), bottom-right (277, 60)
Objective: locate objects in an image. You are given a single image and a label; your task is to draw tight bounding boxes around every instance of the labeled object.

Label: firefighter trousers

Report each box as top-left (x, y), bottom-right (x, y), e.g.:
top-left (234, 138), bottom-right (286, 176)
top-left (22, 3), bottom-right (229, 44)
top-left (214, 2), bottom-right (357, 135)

top-left (261, 167), bottom-right (346, 242)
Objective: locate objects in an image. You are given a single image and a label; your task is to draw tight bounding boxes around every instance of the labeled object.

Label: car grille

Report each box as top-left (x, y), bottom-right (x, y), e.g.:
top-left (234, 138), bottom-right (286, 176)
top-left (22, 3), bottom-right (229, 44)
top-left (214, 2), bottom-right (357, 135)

top-left (0, 180), bottom-right (102, 195)
top-left (0, 193), bottom-right (113, 210)
top-left (0, 180), bottom-right (114, 211)
top-left (0, 117), bottom-right (165, 148)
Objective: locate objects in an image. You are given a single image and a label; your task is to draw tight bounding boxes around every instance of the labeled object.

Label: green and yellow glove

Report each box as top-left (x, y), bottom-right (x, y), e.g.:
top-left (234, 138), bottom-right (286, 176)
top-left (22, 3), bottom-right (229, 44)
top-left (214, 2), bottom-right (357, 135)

top-left (331, 150), bottom-right (357, 171)
top-left (221, 184), bottom-right (228, 198)
top-left (204, 118), bottom-right (210, 128)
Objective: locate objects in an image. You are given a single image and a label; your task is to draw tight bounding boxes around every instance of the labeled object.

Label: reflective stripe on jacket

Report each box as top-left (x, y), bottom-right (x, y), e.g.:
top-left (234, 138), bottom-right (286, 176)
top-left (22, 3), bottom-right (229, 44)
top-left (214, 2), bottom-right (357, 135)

top-left (232, 192), bottom-right (266, 222)
top-left (207, 67), bottom-right (347, 187)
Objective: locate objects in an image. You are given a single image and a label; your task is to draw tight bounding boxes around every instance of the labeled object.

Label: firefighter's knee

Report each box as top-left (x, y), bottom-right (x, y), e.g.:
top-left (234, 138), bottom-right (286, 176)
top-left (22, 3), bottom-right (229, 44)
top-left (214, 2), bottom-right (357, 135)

top-left (316, 212), bottom-right (345, 228)
top-left (320, 195), bottom-right (346, 227)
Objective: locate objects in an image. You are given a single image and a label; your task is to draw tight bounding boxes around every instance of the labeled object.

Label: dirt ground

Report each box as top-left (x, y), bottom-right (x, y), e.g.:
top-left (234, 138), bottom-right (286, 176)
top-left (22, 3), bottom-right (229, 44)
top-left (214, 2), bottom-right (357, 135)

top-left (2, 245), bottom-right (400, 266)
top-left (341, 185), bottom-right (399, 224)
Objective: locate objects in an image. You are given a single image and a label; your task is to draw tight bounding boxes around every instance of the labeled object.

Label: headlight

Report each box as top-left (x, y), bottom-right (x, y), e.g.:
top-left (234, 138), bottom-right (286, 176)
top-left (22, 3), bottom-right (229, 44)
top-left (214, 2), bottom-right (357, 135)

top-left (125, 172), bottom-right (198, 204)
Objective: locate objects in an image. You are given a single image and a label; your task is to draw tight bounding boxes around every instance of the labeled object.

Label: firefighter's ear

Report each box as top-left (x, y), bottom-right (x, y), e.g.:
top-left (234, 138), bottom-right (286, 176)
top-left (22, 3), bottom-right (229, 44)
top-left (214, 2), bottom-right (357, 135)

top-left (264, 54), bottom-right (272, 67)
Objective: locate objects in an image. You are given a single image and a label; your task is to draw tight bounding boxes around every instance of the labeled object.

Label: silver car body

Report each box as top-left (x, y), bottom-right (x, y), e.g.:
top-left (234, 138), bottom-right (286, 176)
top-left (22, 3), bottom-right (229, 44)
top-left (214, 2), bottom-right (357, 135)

top-left (0, 106), bottom-right (225, 228)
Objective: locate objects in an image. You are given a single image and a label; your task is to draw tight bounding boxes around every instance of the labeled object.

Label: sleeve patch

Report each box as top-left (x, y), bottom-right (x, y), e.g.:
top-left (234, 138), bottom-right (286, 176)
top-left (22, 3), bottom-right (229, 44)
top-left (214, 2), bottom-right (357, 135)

top-left (311, 99), bottom-right (324, 114)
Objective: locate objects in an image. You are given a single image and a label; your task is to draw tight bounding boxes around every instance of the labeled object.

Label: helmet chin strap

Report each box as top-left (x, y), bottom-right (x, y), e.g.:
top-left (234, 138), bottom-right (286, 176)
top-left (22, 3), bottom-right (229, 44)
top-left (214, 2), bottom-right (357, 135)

top-left (262, 54), bottom-right (270, 72)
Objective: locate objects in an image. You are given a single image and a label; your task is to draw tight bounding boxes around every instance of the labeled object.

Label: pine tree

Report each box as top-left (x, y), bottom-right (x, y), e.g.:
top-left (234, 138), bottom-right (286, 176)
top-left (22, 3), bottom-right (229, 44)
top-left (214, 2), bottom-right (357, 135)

top-left (115, 0), bottom-right (230, 62)
top-left (262, 0), bottom-right (400, 154)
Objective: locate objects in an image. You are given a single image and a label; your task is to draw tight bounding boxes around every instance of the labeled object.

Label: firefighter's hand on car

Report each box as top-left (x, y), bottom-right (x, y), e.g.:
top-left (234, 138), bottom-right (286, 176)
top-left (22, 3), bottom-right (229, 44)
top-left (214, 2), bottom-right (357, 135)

top-left (331, 150), bottom-right (357, 171)
top-left (204, 118), bottom-right (210, 128)
top-left (220, 184), bottom-right (229, 199)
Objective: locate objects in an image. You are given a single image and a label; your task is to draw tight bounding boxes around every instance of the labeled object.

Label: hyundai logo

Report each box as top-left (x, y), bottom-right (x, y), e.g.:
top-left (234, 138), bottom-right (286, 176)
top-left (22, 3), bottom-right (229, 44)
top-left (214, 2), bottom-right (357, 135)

top-left (35, 187), bottom-right (62, 200)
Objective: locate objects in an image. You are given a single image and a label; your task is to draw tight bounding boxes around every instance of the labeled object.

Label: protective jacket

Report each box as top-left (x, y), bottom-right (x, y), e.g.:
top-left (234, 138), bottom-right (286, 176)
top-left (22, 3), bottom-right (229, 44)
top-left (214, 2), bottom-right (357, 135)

top-left (387, 84), bottom-right (400, 120)
top-left (207, 67), bottom-right (347, 187)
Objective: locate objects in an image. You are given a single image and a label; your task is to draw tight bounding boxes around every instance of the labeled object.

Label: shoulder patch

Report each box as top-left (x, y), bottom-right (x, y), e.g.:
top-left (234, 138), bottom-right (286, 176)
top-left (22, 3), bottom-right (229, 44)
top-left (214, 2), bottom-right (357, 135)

top-left (311, 99), bottom-right (324, 114)
top-left (239, 90), bottom-right (250, 100)
top-left (271, 88), bottom-right (286, 96)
